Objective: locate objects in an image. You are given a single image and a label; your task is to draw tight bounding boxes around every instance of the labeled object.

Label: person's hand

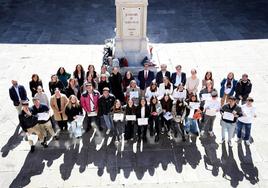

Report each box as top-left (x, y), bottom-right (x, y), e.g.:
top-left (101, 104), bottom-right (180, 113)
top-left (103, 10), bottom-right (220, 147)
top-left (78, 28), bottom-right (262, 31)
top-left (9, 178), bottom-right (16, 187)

top-left (239, 95), bottom-right (243, 100)
top-left (162, 109), bottom-right (166, 113)
top-left (73, 116), bottom-right (77, 119)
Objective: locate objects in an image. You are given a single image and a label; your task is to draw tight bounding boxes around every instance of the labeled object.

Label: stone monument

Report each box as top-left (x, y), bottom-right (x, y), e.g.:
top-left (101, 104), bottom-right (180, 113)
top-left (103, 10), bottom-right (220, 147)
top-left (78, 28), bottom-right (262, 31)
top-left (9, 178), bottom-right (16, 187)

top-left (113, 0), bottom-right (151, 69)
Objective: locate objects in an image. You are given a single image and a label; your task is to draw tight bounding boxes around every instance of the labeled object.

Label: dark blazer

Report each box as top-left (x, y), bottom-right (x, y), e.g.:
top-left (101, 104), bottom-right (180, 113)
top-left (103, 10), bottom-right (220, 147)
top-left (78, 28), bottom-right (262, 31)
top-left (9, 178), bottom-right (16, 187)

top-left (9, 85), bottom-right (28, 106)
top-left (156, 71), bottom-right (171, 86)
top-left (235, 79), bottom-right (252, 101)
top-left (220, 78), bottom-right (238, 98)
top-left (138, 70), bottom-right (155, 90)
top-left (171, 72), bottom-right (186, 86)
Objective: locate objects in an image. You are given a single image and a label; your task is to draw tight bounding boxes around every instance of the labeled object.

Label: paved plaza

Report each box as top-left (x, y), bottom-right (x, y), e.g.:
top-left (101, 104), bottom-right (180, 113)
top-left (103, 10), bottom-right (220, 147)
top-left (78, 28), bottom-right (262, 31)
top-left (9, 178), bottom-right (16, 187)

top-left (0, 0), bottom-right (268, 187)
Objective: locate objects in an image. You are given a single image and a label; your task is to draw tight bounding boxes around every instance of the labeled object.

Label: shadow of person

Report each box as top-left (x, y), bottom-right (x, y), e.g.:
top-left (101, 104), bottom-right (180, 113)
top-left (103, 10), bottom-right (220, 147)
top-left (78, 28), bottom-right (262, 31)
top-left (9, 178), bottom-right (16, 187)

top-left (9, 146), bottom-right (64, 188)
top-left (184, 142), bottom-right (202, 169)
top-left (237, 142), bottom-right (259, 185)
top-left (1, 124), bottom-right (24, 157)
top-left (200, 136), bottom-right (220, 176)
top-left (221, 143), bottom-right (244, 187)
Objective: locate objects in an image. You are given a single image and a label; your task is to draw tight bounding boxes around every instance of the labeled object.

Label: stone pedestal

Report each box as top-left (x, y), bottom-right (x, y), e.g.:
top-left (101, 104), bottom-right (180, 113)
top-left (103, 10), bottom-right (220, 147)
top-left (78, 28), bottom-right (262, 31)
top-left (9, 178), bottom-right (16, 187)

top-left (114, 0), bottom-right (150, 67)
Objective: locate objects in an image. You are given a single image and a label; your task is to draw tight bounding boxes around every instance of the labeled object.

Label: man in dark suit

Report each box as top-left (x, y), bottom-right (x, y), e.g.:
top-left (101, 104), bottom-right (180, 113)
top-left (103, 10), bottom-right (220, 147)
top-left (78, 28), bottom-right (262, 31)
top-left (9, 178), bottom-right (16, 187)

top-left (171, 65), bottom-right (186, 88)
top-left (156, 64), bottom-right (171, 86)
top-left (138, 62), bottom-right (155, 96)
top-left (9, 79), bottom-right (28, 114)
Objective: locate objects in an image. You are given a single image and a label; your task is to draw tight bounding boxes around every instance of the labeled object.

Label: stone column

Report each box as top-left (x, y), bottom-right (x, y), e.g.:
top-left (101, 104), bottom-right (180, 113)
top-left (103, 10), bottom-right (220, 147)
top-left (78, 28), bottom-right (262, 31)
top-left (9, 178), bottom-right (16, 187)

top-left (114, 0), bottom-right (150, 67)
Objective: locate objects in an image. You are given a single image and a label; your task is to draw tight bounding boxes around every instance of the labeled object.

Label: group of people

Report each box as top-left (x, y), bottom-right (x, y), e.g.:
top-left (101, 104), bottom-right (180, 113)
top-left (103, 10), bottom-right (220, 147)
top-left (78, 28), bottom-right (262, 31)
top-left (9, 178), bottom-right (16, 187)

top-left (9, 61), bottom-right (256, 153)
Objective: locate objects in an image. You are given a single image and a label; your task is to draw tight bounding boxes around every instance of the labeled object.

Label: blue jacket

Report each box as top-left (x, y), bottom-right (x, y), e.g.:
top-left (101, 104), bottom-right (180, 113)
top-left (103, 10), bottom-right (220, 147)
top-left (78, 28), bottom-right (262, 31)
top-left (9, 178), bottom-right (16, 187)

top-left (220, 78), bottom-right (237, 98)
top-left (9, 85), bottom-right (28, 106)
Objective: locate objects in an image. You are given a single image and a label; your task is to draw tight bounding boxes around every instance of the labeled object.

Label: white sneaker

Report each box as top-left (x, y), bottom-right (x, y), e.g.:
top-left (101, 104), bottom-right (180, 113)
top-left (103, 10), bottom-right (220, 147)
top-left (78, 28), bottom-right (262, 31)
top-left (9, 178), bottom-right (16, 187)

top-left (228, 140), bottom-right (233, 147)
top-left (209, 131), bottom-right (214, 137)
top-left (106, 129), bottom-right (110, 135)
top-left (245, 140), bottom-right (251, 146)
top-left (236, 138), bottom-right (242, 143)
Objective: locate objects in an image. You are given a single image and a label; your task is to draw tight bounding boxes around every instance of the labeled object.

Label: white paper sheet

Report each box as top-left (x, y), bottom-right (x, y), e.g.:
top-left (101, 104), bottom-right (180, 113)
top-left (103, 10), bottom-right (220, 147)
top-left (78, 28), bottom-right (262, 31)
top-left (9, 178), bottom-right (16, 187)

top-left (137, 118), bottom-right (148, 126)
top-left (202, 93), bottom-right (212, 101)
top-left (129, 91), bottom-right (139, 99)
top-left (37, 112), bottom-right (50, 121)
top-left (75, 115), bottom-right (84, 124)
top-left (163, 112), bottom-right (173, 120)
top-left (113, 113), bottom-right (124, 121)
top-left (126, 115), bottom-right (136, 121)
top-left (189, 102), bottom-right (200, 109)
top-left (223, 112), bottom-right (235, 121)
top-left (205, 109), bottom-right (217, 116)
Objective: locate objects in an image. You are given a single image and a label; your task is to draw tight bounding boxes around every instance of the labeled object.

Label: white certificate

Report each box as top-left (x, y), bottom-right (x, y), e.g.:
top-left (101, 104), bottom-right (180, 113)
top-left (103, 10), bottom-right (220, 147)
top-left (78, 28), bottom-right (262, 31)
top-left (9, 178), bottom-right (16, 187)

top-left (189, 102), bottom-right (200, 109)
top-left (126, 115), bottom-right (136, 121)
top-left (129, 91), bottom-right (139, 99)
top-left (75, 115), bottom-right (84, 124)
top-left (189, 109), bottom-right (195, 118)
top-left (223, 112), bottom-right (234, 121)
top-left (113, 113), bottom-right (124, 121)
top-left (163, 112), bottom-right (173, 120)
top-left (202, 93), bottom-right (212, 101)
top-left (137, 118), bottom-right (148, 126)
top-left (37, 112), bottom-right (50, 121)
top-left (205, 109), bottom-right (217, 116)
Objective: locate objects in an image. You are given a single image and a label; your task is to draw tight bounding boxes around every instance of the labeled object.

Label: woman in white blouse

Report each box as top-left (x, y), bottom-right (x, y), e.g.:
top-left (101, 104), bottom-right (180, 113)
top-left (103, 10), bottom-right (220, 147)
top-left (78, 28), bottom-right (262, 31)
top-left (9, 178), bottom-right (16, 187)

top-left (158, 76), bottom-right (173, 100)
top-left (186, 69), bottom-right (199, 95)
top-left (172, 83), bottom-right (187, 102)
top-left (145, 82), bottom-right (160, 104)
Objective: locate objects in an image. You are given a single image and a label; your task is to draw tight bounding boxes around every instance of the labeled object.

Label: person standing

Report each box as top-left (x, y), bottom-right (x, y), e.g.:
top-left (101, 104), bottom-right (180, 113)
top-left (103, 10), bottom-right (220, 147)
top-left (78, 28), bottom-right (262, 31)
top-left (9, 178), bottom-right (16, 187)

top-left (19, 100), bottom-right (47, 152)
top-left (9, 79), bottom-right (28, 114)
top-left (149, 96), bottom-right (162, 142)
top-left (171, 65), bottom-right (186, 88)
top-left (172, 98), bottom-right (187, 141)
top-left (34, 86), bottom-right (49, 107)
top-left (202, 71), bottom-right (214, 89)
top-left (220, 72), bottom-right (237, 106)
top-left (50, 88), bottom-right (69, 131)
top-left (138, 62), bottom-right (155, 96)
top-left (220, 96), bottom-right (243, 147)
top-left (98, 87), bottom-right (115, 134)
top-left (145, 82), bottom-right (160, 104)
top-left (126, 80), bottom-right (141, 106)
top-left (109, 67), bottom-right (125, 103)
top-left (235, 73), bottom-right (252, 105)
top-left (111, 99), bottom-right (125, 143)
top-left (31, 97), bottom-right (58, 141)
top-left (186, 69), bottom-right (199, 95)
top-left (160, 94), bottom-right (174, 136)
top-left (80, 83), bottom-right (100, 132)
top-left (29, 74), bottom-right (43, 97)
top-left (122, 71), bottom-right (135, 92)
top-left (236, 97), bottom-right (256, 145)
top-left (49, 74), bottom-right (65, 95)
top-left (73, 64), bottom-right (85, 88)
top-left (65, 78), bottom-right (81, 100)
top-left (156, 64), bottom-right (171, 86)
top-left (124, 98), bottom-right (137, 141)
top-left (56, 67), bottom-right (71, 88)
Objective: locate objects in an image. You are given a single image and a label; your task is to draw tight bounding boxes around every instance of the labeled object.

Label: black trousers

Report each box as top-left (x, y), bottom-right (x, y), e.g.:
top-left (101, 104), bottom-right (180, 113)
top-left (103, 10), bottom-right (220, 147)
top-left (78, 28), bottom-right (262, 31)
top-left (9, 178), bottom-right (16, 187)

top-left (58, 120), bottom-right (67, 130)
top-left (137, 125), bottom-right (147, 142)
top-left (149, 116), bottom-right (160, 136)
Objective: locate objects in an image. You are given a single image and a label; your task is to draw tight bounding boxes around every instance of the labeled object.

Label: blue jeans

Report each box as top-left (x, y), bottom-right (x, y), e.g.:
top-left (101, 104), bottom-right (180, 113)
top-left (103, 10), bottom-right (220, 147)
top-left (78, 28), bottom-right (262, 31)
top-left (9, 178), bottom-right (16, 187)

top-left (185, 118), bottom-right (199, 134)
top-left (237, 120), bottom-right (252, 141)
top-left (103, 115), bottom-right (113, 130)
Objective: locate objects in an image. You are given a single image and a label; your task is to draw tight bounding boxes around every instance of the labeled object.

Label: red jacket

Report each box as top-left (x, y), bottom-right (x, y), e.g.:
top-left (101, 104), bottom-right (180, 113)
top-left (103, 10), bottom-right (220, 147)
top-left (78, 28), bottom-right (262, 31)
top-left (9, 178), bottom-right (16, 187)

top-left (80, 90), bottom-right (100, 113)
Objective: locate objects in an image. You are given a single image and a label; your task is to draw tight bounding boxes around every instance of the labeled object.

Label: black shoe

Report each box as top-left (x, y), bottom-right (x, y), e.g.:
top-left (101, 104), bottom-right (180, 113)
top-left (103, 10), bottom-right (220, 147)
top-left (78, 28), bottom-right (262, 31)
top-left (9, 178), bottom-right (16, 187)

top-left (182, 136), bottom-right (186, 142)
top-left (155, 135), bottom-right (159, 142)
top-left (174, 132), bottom-right (178, 138)
top-left (41, 142), bottom-right (48, 148)
top-left (30, 145), bottom-right (35, 153)
top-left (53, 136), bottom-right (59, 140)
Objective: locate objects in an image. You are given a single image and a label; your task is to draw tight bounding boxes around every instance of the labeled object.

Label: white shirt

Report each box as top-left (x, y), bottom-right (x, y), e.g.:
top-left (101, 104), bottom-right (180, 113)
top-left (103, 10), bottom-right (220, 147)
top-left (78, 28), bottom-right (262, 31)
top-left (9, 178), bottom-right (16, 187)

top-left (238, 104), bottom-right (256, 124)
top-left (175, 74), bottom-right (182, 86)
top-left (158, 83), bottom-right (173, 99)
top-left (204, 99), bottom-right (221, 111)
top-left (14, 86), bottom-right (21, 101)
top-left (141, 106), bottom-right (145, 118)
top-left (144, 70), bottom-right (148, 78)
top-left (172, 89), bottom-right (187, 101)
top-left (145, 87), bottom-right (160, 103)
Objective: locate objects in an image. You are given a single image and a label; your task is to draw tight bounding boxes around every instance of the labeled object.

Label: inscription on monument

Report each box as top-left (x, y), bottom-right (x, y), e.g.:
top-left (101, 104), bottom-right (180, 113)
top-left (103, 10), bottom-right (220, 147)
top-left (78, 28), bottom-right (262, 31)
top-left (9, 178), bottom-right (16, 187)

top-left (122, 7), bottom-right (141, 37)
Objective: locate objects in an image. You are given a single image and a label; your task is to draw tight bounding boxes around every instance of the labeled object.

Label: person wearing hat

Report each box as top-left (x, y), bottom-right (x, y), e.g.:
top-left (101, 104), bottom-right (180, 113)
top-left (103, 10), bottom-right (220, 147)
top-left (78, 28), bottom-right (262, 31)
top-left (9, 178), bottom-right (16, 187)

top-left (98, 87), bottom-right (115, 134)
top-left (201, 91), bottom-right (221, 137)
top-left (220, 96), bottom-right (243, 147)
top-left (80, 82), bottom-right (100, 132)
top-left (170, 65), bottom-right (187, 88)
top-left (138, 62), bottom-right (155, 96)
top-left (235, 73), bottom-right (252, 105)
top-left (9, 79), bottom-right (28, 114)
top-left (19, 100), bottom-right (47, 152)
top-left (236, 97), bottom-right (256, 145)
top-left (31, 97), bottom-right (58, 141)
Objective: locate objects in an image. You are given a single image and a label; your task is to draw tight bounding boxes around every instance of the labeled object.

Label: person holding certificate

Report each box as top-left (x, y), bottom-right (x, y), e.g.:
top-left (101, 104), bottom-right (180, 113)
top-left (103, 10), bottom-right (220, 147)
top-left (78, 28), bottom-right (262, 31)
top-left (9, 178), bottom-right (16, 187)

top-left (124, 98), bottom-right (137, 141)
top-left (172, 83), bottom-right (187, 102)
top-left (201, 91), bottom-right (221, 137)
top-left (185, 93), bottom-right (201, 137)
top-left (111, 99), bottom-right (125, 143)
top-left (31, 97), bottom-right (58, 141)
top-left (236, 97), bottom-right (256, 145)
top-left (160, 94), bottom-right (174, 137)
top-left (220, 96), bottom-right (243, 147)
top-left (137, 98), bottom-right (150, 143)
top-left (145, 82), bottom-right (160, 104)
top-left (65, 95), bottom-right (83, 138)
top-left (172, 98), bottom-right (187, 141)
top-left (158, 76), bottom-right (173, 100)
top-left (149, 96), bottom-right (163, 142)
top-left (126, 80), bottom-right (141, 106)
